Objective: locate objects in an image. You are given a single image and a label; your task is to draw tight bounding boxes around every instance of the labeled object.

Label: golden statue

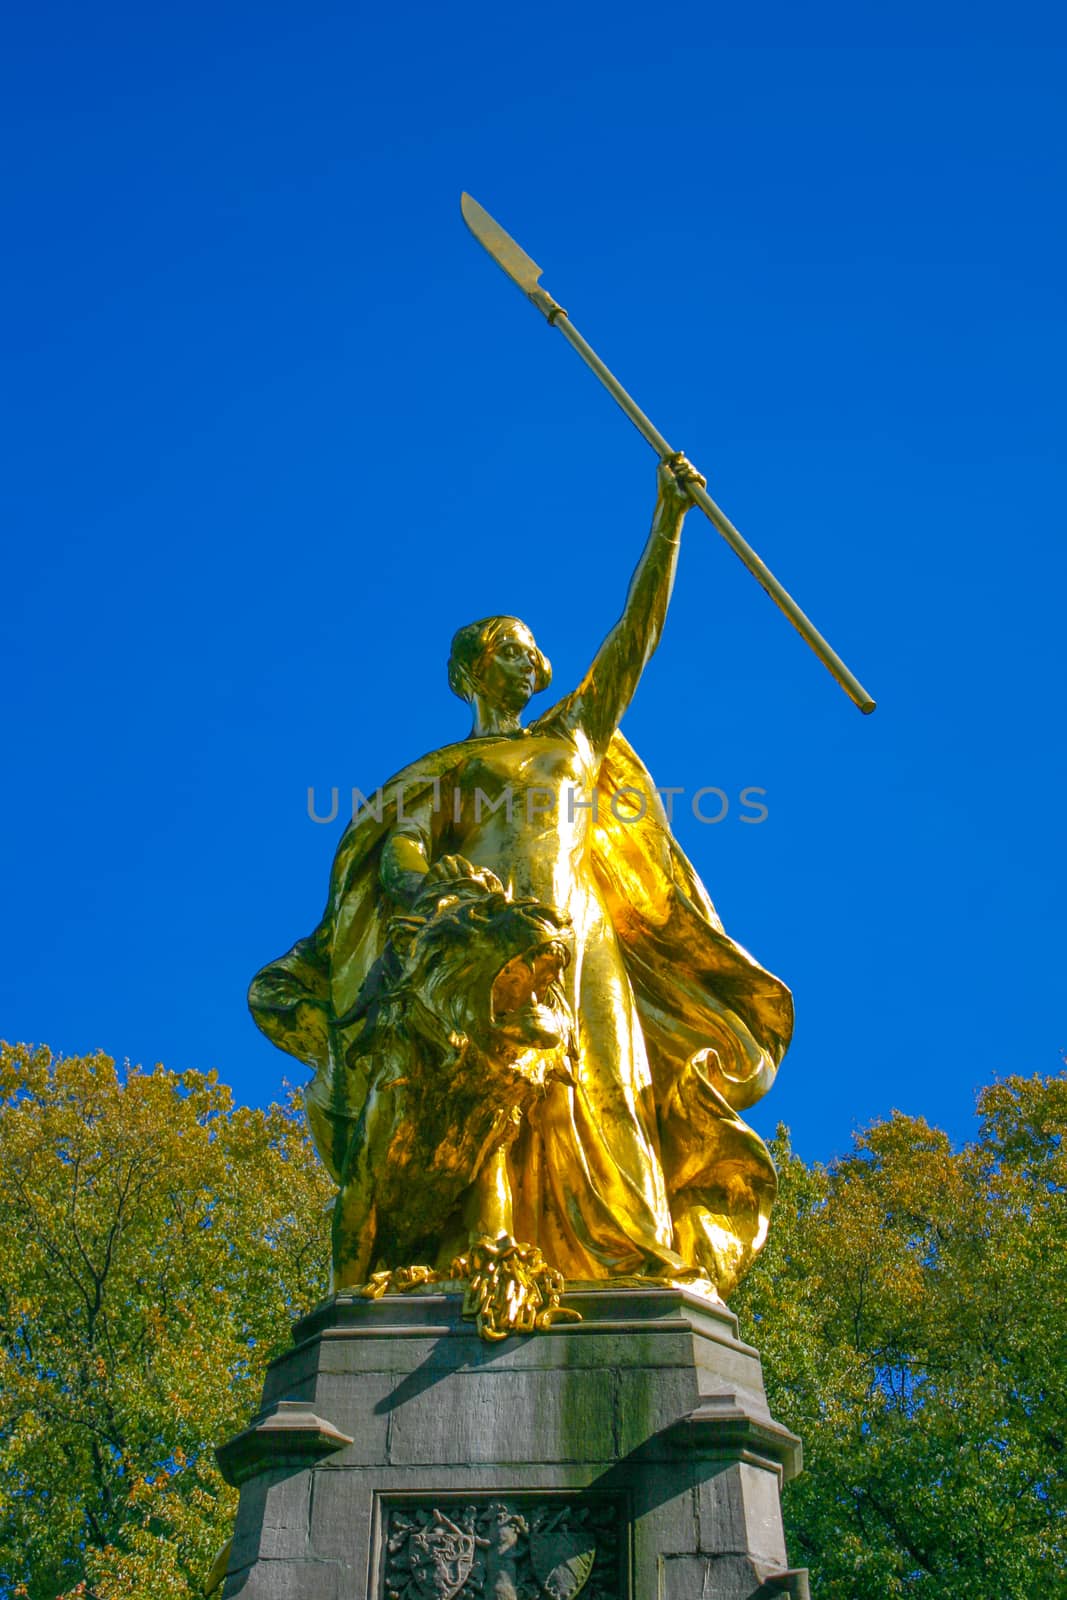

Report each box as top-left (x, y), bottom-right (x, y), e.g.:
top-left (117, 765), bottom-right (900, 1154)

top-left (249, 456), bottom-right (793, 1337)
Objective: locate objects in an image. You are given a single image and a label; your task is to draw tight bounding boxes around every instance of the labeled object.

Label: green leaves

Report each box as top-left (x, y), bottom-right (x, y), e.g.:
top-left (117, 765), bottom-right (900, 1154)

top-left (735, 1071), bottom-right (1067, 1597)
top-left (0, 1044), bottom-right (332, 1600)
top-left (1, 1045), bottom-right (1063, 1598)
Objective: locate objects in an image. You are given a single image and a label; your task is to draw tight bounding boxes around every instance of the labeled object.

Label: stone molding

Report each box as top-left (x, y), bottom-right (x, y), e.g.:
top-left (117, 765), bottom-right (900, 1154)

top-left (668, 1392), bottom-right (804, 1482)
top-left (216, 1399), bottom-right (353, 1488)
top-left (216, 1287), bottom-right (811, 1599)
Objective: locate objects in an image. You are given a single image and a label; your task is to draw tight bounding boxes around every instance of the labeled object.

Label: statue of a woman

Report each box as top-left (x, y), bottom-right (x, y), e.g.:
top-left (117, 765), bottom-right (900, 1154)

top-left (250, 457), bottom-right (793, 1314)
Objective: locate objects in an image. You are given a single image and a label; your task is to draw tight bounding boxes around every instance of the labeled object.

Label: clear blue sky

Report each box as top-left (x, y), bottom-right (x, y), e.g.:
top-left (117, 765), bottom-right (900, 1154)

top-left (3, 4), bottom-right (1065, 1163)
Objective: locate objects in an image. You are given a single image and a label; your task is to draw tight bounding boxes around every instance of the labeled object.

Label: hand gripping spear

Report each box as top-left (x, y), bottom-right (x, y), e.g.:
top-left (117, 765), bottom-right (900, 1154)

top-left (461, 193), bottom-right (876, 715)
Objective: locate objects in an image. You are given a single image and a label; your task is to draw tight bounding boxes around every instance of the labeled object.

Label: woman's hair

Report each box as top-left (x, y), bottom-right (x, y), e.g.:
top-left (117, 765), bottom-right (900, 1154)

top-left (447, 615), bottom-right (552, 703)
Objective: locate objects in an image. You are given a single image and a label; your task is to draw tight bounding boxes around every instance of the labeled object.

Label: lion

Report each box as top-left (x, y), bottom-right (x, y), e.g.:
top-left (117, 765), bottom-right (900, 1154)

top-left (326, 861), bottom-right (576, 1290)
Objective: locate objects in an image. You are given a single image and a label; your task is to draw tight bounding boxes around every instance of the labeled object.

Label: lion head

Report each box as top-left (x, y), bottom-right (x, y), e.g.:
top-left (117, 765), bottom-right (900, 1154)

top-left (383, 860), bottom-right (574, 1072)
top-left (333, 861), bottom-right (575, 1279)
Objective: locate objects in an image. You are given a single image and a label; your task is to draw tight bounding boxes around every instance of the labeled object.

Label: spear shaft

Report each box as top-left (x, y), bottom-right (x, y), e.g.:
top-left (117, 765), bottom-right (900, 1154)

top-left (461, 193), bottom-right (876, 715)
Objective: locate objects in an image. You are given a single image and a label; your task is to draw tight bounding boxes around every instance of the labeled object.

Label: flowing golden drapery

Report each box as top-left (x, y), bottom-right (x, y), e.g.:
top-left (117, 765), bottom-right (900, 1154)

top-left (250, 727), bottom-right (792, 1299)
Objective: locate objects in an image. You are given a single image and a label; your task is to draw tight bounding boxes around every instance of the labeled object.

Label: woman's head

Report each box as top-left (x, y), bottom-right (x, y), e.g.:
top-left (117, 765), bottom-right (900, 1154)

top-left (448, 616), bottom-right (552, 712)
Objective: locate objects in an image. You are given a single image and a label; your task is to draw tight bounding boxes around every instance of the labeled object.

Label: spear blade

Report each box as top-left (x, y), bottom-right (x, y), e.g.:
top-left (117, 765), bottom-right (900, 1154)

top-left (461, 192), bottom-right (545, 299)
top-left (460, 192), bottom-right (876, 714)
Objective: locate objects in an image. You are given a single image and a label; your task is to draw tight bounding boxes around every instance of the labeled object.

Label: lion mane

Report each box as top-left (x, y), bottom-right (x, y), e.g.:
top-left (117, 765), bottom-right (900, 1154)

top-left (330, 865), bottom-right (575, 1284)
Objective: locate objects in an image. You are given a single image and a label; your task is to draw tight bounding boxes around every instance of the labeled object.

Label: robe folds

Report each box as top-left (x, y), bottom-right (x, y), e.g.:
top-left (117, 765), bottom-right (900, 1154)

top-left (249, 731), bottom-right (794, 1293)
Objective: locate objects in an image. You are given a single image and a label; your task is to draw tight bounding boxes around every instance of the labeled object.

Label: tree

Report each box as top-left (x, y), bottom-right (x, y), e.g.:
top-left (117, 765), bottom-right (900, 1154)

top-left (0, 1044), bottom-right (332, 1600)
top-left (3, 1043), bottom-right (1063, 1598)
top-left (734, 1069), bottom-right (1067, 1597)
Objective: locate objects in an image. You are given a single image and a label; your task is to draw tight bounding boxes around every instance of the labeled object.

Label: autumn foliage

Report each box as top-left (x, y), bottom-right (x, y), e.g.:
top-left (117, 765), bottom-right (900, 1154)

top-left (0, 1042), bottom-right (1063, 1598)
top-left (0, 1045), bottom-right (331, 1600)
top-left (734, 1071), bottom-right (1067, 1595)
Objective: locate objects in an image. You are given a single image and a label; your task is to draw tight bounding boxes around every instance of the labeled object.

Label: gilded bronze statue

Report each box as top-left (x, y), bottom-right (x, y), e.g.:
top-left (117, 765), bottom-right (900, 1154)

top-left (249, 456), bottom-right (794, 1337)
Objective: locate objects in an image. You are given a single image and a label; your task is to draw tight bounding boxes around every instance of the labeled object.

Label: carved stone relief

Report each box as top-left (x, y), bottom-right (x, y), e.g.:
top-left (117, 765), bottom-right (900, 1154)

top-left (381, 1496), bottom-right (626, 1599)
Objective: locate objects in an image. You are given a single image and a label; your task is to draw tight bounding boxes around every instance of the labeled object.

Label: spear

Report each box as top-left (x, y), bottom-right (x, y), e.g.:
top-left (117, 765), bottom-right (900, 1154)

top-left (461, 192), bottom-right (876, 715)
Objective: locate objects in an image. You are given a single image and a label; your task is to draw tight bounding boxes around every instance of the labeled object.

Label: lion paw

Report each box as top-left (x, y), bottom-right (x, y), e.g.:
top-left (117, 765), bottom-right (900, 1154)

top-left (451, 1233), bottom-right (581, 1341)
top-left (359, 1263), bottom-right (442, 1299)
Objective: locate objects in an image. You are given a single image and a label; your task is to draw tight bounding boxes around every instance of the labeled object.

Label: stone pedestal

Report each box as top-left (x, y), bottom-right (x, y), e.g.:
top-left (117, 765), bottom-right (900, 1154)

top-left (216, 1286), bottom-right (808, 1600)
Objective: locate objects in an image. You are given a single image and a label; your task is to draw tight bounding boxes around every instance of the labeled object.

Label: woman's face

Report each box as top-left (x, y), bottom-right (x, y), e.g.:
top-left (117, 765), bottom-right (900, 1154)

top-left (476, 626), bottom-right (540, 713)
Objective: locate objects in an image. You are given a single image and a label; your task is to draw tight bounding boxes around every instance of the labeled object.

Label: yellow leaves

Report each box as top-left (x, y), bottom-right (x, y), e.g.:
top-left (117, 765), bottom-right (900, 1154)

top-left (0, 1041), bottom-right (332, 1598)
top-left (0, 1041), bottom-right (52, 1102)
top-left (734, 1066), bottom-right (1067, 1597)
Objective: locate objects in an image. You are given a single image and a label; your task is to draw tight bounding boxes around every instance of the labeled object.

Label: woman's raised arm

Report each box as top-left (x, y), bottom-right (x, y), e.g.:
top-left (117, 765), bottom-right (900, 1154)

top-left (554, 454), bottom-right (703, 754)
